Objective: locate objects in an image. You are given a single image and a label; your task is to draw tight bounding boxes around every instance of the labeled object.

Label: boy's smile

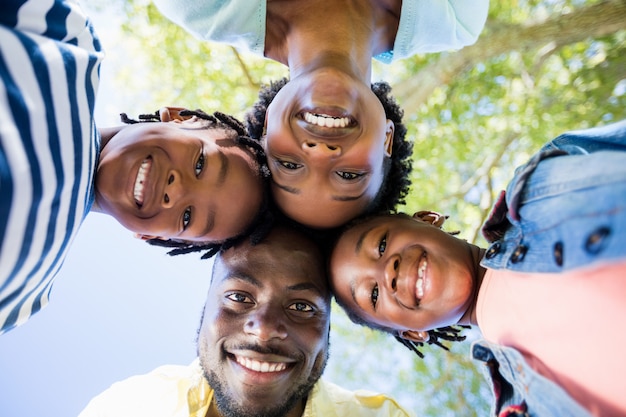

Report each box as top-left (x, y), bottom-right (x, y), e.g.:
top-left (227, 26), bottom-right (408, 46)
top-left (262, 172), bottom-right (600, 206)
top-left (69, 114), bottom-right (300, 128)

top-left (95, 120), bottom-right (263, 242)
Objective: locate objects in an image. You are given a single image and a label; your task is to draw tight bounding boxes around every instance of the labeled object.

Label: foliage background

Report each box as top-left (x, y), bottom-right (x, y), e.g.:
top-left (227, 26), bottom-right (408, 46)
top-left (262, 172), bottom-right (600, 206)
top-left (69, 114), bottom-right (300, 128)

top-left (1, 1), bottom-right (623, 416)
top-left (109, 1), bottom-right (625, 414)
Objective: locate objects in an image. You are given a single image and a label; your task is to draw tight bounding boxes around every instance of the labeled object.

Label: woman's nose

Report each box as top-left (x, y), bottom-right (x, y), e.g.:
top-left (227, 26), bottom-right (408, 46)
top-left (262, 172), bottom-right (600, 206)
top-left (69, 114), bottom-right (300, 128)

top-left (302, 140), bottom-right (342, 158)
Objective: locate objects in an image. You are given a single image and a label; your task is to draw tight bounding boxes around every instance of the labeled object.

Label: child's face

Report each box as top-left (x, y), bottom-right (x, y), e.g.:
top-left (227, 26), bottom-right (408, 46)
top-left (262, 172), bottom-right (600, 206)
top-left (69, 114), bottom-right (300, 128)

top-left (330, 215), bottom-right (475, 333)
top-left (263, 68), bottom-right (393, 229)
top-left (95, 120), bottom-right (263, 242)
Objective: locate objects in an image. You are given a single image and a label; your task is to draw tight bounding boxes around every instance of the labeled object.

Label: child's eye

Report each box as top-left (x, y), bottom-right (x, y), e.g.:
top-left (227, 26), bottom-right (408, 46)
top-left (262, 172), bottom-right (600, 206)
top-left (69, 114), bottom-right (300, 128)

top-left (336, 171), bottom-right (364, 180)
top-left (195, 152), bottom-right (205, 176)
top-left (288, 302), bottom-right (315, 312)
top-left (278, 160), bottom-right (302, 170)
top-left (182, 207), bottom-right (192, 229)
top-left (378, 234), bottom-right (387, 257)
top-left (371, 284), bottom-right (379, 309)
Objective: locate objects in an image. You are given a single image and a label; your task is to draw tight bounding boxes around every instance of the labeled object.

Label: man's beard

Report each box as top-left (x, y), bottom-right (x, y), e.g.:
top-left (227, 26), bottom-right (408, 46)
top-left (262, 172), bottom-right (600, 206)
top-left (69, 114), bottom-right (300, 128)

top-left (202, 352), bottom-right (328, 417)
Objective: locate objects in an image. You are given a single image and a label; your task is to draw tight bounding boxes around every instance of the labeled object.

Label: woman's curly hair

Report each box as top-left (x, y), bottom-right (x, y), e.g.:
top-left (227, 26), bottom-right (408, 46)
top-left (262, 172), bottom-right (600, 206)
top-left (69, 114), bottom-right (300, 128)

top-left (245, 78), bottom-right (413, 214)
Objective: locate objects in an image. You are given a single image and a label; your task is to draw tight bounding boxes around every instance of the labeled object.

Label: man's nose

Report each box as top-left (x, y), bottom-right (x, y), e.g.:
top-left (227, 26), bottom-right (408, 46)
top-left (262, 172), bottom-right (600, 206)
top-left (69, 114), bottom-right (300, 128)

top-left (302, 140), bottom-right (342, 158)
top-left (161, 171), bottom-right (184, 208)
top-left (244, 306), bottom-right (288, 341)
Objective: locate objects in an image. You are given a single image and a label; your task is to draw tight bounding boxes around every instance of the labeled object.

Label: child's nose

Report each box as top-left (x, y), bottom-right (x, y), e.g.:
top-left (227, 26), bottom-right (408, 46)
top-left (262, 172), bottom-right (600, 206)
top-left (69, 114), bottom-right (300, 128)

top-left (162, 171), bottom-right (184, 208)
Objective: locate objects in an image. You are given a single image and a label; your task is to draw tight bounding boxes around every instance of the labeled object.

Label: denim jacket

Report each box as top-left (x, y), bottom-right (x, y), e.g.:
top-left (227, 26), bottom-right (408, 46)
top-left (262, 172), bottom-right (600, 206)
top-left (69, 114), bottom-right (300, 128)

top-left (481, 120), bottom-right (626, 273)
top-left (471, 340), bottom-right (592, 417)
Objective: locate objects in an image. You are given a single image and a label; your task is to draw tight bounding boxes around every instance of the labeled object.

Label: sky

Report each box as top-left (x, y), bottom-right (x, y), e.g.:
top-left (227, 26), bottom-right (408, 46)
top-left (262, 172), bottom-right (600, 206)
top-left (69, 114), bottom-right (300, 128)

top-left (0, 3), bottom-right (428, 416)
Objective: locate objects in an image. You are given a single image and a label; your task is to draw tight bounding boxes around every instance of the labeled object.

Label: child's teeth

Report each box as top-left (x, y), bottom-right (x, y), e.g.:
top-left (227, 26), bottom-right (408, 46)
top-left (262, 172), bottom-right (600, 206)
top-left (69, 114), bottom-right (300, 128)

top-left (134, 158), bottom-right (151, 206)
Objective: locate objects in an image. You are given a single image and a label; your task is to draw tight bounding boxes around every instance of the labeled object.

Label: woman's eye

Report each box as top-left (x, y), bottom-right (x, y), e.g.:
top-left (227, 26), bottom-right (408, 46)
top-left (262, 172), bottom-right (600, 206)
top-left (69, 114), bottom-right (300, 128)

top-left (371, 284), bottom-right (379, 309)
top-left (278, 160), bottom-right (302, 170)
top-left (226, 293), bottom-right (252, 304)
top-left (289, 302), bottom-right (314, 312)
top-left (378, 234), bottom-right (387, 257)
top-left (336, 171), bottom-right (364, 180)
top-left (195, 152), bottom-right (205, 176)
top-left (182, 207), bottom-right (192, 229)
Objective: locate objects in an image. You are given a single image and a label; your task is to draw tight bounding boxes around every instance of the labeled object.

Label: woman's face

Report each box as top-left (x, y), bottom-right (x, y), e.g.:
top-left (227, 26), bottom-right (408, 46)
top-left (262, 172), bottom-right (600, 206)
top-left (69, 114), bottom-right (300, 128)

top-left (95, 119), bottom-right (264, 242)
top-left (330, 215), bottom-right (476, 333)
top-left (263, 68), bottom-right (393, 229)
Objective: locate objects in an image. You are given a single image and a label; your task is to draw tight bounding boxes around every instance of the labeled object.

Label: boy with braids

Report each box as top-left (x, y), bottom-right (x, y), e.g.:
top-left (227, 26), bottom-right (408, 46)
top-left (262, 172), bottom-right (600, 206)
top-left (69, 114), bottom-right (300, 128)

top-left (329, 120), bottom-right (626, 416)
top-left (1, 0), bottom-right (269, 334)
top-left (153, 0), bottom-right (489, 229)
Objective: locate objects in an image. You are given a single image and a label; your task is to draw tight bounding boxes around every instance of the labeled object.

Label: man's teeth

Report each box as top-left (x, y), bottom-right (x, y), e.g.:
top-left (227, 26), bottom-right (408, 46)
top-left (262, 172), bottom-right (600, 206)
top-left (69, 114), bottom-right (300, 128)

top-left (304, 112), bottom-right (350, 128)
top-left (235, 356), bottom-right (287, 373)
top-left (134, 158), bottom-right (151, 206)
top-left (416, 258), bottom-right (427, 299)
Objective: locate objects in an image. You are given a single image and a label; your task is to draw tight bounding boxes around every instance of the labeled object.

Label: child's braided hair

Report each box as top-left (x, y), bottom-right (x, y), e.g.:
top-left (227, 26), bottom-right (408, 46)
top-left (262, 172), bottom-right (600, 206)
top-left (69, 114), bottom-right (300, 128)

top-left (119, 108), bottom-right (273, 259)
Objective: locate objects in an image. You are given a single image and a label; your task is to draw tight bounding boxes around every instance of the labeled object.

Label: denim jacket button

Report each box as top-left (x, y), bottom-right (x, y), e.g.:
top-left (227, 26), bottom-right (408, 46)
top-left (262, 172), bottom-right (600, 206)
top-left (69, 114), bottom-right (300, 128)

top-left (485, 242), bottom-right (502, 259)
top-left (553, 242), bottom-right (564, 266)
top-left (510, 244), bottom-right (527, 263)
top-left (585, 226), bottom-right (611, 254)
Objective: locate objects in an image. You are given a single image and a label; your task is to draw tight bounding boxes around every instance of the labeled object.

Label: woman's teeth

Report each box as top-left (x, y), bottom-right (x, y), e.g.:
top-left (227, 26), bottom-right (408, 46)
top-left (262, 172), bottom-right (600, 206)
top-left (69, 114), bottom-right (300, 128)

top-left (303, 112), bottom-right (350, 128)
top-left (134, 157), bottom-right (151, 206)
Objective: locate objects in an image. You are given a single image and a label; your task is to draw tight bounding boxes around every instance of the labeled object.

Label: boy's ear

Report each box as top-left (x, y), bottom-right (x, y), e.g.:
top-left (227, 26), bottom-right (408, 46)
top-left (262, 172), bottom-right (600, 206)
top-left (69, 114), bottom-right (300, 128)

top-left (412, 211), bottom-right (448, 228)
top-left (398, 329), bottom-right (430, 343)
top-left (384, 120), bottom-right (394, 157)
top-left (159, 107), bottom-right (191, 122)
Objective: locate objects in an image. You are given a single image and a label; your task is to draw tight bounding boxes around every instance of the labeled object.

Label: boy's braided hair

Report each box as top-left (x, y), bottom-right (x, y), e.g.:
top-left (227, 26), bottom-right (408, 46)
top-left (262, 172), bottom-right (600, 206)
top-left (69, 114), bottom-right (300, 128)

top-left (245, 78), bottom-right (413, 214)
top-left (120, 108), bottom-right (273, 259)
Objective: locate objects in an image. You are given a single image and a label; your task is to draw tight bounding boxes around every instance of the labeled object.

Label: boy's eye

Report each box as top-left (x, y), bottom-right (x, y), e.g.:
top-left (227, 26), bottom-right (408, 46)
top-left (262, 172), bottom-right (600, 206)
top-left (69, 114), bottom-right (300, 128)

top-left (278, 160), bottom-right (302, 170)
top-left (288, 302), bottom-right (315, 312)
top-left (336, 171), bottom-right (364, 180)
top-left (371, 284), bottom-right (379, 309)
top-left (182, 207), bottom-right (192, 229)
top-left (195, 152), bottom-right (205, 176)
top-left (378, 234), bottom-right (387, 257)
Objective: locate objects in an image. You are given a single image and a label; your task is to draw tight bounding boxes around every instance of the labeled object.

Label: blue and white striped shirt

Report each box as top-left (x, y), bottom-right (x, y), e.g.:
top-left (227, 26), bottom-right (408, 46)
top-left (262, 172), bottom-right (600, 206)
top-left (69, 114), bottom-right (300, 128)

top-left (0, 0), bottom-right (104, 333)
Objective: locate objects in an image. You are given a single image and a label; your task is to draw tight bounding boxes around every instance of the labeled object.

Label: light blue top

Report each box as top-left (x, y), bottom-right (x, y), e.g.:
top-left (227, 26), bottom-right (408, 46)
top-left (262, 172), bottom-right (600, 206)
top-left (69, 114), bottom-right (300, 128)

top-left (153, 0), bottom-right (489, 63)
top-left (0, 0), bottom-right (104, 333)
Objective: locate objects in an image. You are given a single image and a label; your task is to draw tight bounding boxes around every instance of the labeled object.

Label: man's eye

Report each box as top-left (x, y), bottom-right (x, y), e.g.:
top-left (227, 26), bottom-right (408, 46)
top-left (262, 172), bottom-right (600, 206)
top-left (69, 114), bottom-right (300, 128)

top-left (371, 284), bottom-right (379, 309)
top-left (336, 171), bottom-right (364, 180)
top-left (182, 207), bottom-right (192, 229)
top-left (289, 302), bottom-right (314, 312)
top-left (279, 160), bottom-right (302, 170)
top-left (195, 152), bottom-right (205, 176)
top-left (378, 234), bottom-right (387, 257)
top-left (226, 293), bottom-right (253, 304)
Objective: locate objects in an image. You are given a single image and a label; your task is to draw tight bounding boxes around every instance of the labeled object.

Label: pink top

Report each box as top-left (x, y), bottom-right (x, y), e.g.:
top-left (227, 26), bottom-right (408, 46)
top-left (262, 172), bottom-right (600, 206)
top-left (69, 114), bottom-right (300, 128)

top-left (476, 261), bottom-right (626, 416)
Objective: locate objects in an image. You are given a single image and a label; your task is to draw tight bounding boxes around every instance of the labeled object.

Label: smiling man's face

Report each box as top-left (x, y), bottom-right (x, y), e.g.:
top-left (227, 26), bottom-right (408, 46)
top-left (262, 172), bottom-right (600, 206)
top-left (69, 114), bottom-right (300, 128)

top-left (197, 226), bottom-right (330, 417)
top-left (95, 118), bottom-right (264, 243)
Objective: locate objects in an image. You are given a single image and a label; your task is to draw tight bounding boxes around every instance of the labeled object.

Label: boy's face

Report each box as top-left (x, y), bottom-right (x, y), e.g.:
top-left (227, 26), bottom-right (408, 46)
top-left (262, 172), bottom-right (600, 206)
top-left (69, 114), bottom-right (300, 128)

top-left (263, 68), bottom-right (393, 229)
top-left (95, 119), bottom-right (263, 242)
top-left (330, 215), bottom-right (475, 333)
top-left (198, 226), bottom-right (330, 417)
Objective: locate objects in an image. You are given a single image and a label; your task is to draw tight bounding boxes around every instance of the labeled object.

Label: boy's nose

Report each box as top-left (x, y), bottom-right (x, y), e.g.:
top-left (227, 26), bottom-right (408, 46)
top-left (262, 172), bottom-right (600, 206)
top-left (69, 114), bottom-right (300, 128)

top-left (384, 256), bottom-right (400, 293)
top-left (162, 172), bottom-right (184, 208)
